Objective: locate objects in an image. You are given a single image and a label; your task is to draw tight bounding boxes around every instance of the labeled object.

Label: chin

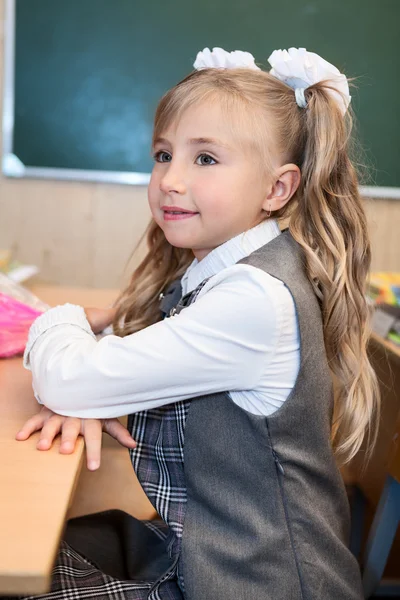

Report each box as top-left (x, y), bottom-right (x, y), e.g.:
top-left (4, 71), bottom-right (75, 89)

top-left (162, 232), bottom-right (192, 250)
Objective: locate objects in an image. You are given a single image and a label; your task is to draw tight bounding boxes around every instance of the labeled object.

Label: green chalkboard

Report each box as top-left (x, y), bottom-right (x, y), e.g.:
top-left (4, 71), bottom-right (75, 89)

top-left (6, 0), bottom-right (400, 186)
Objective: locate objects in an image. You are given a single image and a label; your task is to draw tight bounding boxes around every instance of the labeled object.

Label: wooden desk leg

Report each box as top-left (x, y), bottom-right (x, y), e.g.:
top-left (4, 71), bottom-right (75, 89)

top-left (362, 476), bottom-right (400, 598)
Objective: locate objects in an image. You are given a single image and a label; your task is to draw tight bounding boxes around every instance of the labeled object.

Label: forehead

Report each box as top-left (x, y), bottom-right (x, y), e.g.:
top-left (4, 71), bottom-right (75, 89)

top-left (157, 97), bottom-right (263, 153)
top-left (161, 101), bottom-right (237, 143)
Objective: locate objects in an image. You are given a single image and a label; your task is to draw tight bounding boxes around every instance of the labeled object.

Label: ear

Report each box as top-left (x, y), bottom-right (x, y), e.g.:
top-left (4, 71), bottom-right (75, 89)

top-left (262, 164), bottom-right (301, 212)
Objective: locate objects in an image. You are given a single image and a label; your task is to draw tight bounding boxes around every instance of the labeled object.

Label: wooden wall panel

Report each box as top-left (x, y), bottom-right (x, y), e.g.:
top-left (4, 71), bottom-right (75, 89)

top-left (365, 197), bottom-right (400, 272)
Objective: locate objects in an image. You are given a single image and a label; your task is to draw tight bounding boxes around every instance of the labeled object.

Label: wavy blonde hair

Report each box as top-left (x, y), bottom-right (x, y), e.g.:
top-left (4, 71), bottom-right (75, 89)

top-left (113, 67), bottom-right (379, 463)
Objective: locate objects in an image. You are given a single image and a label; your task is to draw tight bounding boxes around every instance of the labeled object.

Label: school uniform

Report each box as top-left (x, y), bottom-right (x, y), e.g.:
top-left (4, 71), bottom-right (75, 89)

top-left (23, 219), bottom-right (299, 420)
top-left (16, 225), bottom-right (364, 599)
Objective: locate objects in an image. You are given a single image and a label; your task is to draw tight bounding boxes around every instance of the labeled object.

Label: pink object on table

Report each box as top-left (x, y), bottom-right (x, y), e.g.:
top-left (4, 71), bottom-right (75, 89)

top-left (0, 293), bottom-right (44, 358)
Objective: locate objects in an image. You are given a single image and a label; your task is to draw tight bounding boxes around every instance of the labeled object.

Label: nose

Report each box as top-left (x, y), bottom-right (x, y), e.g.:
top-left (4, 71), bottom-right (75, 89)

top-left (159, 161), bottom-right (187, 195)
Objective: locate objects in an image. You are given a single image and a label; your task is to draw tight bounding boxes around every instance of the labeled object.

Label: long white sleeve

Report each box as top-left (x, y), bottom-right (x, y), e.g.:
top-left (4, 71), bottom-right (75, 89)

top-left (23, 265), bottom-right (285, 419)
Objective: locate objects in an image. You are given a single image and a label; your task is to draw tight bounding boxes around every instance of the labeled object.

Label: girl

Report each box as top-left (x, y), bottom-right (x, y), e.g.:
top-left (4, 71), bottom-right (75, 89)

top-left (15, 47), bottom-right (379, 599)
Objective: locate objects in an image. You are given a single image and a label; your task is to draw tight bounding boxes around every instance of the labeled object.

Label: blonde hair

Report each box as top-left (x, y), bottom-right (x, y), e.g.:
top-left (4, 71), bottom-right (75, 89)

top-left (113, 66), bottom-right (379, 463)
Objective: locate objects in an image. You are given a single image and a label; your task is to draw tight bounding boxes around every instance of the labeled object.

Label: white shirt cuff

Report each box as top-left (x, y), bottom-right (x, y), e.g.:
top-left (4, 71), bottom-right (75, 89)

top-left (23, 303), bottom-right (95, 370)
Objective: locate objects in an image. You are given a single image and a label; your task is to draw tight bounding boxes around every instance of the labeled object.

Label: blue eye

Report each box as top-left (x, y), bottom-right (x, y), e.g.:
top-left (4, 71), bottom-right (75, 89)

top-left (196, 153), bottom-right (217, 166)
top-left (154, 151), bottom-right (172, 163)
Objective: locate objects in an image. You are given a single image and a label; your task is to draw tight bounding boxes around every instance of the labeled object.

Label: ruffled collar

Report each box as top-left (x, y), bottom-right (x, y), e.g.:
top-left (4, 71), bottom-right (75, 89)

top-left (181, 219), bottom-right (281, 295)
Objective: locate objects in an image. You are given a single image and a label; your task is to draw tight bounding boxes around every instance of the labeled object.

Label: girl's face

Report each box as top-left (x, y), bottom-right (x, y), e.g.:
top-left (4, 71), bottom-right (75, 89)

top-left (148, 101), bottom-right (274, 261)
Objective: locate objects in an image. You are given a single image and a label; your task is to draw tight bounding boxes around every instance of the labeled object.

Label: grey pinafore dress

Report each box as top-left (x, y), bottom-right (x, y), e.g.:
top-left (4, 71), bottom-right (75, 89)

top-left (10, 230), bottom-right (364, 600)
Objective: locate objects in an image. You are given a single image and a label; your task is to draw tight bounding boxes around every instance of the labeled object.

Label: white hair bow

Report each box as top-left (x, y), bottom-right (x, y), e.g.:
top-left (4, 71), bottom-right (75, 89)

top-left (268, 48), bottom-right (351, 115)
top-left (193, 47), bottom-right (261, 71)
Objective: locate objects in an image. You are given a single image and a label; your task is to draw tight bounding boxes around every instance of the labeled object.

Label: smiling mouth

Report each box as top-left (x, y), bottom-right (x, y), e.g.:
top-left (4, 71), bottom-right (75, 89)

top-left (165, 210), bottom-right (192, 215)
top-left (163, 210), bottom-right (199, 221)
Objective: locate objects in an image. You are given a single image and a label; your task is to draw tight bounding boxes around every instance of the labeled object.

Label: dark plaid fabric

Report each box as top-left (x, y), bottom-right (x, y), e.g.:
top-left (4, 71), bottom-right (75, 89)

top-left (128, 402), bottom-right (191, 553)
top-left (11, 540), bottom-right (153, 600)
top-left (7, 519), bottom-right (182, 600)
top-left (128, 276), bottom-right (212, 593)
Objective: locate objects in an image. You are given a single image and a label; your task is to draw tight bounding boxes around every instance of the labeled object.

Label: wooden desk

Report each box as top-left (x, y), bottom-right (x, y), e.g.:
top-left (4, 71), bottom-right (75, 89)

top-left (348, 332), bottom-right (400, 506)
top-left (0, 356), bottom-right (85, 595)
top-left (0, 285), bottom-right (155, 596)
top-left (359, 336), bottom-right (400, 596)
top-left (389, 422), bottom-right (400, 484)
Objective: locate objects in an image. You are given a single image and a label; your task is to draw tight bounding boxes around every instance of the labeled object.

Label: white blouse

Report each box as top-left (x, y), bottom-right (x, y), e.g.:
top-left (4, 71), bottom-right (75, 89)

top-left (23, 219), bottom-right (300, 419)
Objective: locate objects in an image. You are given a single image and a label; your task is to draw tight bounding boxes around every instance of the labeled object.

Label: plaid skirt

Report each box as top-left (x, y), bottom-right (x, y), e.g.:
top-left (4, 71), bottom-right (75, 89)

top-left (4, 511), bottom-right (183, 600)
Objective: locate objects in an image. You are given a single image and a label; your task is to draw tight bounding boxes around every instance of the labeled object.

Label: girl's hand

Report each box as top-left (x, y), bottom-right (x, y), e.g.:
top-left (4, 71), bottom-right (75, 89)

top-left (84, 306), bottom-right (117, 334)
top-left (15, 407), bottom-right (136, 470)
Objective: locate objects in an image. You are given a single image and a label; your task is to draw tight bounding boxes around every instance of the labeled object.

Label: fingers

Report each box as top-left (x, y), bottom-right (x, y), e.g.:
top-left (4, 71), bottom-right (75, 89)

top-left (16, 411), bottom-right (130, 474)
top-left (15, 407), bottom-right (53, 441)
top-left (103, 419), bottom-right (137, 449)
top-left (36, 414), bottom-right (64, 450)
top-left (82, 419), bottom-right (103, 471)
top-left (59, 418), bottom-right (82, 454)
top-left (16, 410), bottom-right (102, 470)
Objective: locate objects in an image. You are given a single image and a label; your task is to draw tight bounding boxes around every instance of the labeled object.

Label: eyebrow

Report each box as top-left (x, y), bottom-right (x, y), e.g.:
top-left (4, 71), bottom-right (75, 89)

top-left (153, 136), bottom-right (231, 150)
top-left (189, 137), bottom-right (231, 149)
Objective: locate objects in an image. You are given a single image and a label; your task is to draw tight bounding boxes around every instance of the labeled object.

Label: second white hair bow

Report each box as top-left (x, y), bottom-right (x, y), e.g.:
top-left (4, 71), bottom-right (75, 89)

top-left (193, 46), bottom-right (351, 116)
top-left (268, 48), bottom-right (351, 115)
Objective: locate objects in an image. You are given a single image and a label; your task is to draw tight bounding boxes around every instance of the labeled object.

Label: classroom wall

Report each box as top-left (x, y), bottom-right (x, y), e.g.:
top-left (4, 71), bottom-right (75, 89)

top-left (0, 0), bottom-right (399, 290)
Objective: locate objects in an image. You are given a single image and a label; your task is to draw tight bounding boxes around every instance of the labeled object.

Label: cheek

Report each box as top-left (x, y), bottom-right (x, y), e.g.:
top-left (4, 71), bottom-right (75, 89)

top-left (192, 177), bottom-right (232, 213)
top-left (147, 176), bottom-right (161, 215)
top-left (199, 182), bottom-right (241, 219)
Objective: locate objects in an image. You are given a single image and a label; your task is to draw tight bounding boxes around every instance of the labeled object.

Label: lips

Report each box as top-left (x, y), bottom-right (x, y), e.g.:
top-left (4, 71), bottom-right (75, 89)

top-left (163, 211), bottom-right (199, 221)
top-left (161, 206), bottom-right (199, 221)
top-left (161, 206), bottom-right (198, 214)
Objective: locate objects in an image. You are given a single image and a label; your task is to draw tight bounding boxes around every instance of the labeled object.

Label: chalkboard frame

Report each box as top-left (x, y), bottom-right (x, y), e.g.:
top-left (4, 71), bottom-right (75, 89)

top-left (2, 0), bottom-right (399, 198)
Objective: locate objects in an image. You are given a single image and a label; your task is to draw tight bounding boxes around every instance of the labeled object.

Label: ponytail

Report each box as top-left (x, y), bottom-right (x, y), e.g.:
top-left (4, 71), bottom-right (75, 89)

top-left (289, 83), bottom-right (380, 462)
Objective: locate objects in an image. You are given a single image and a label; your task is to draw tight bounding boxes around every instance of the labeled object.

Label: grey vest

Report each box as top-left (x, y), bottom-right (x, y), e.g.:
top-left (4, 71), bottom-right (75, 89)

top-left (131, 230), bottom-right (363, 599)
